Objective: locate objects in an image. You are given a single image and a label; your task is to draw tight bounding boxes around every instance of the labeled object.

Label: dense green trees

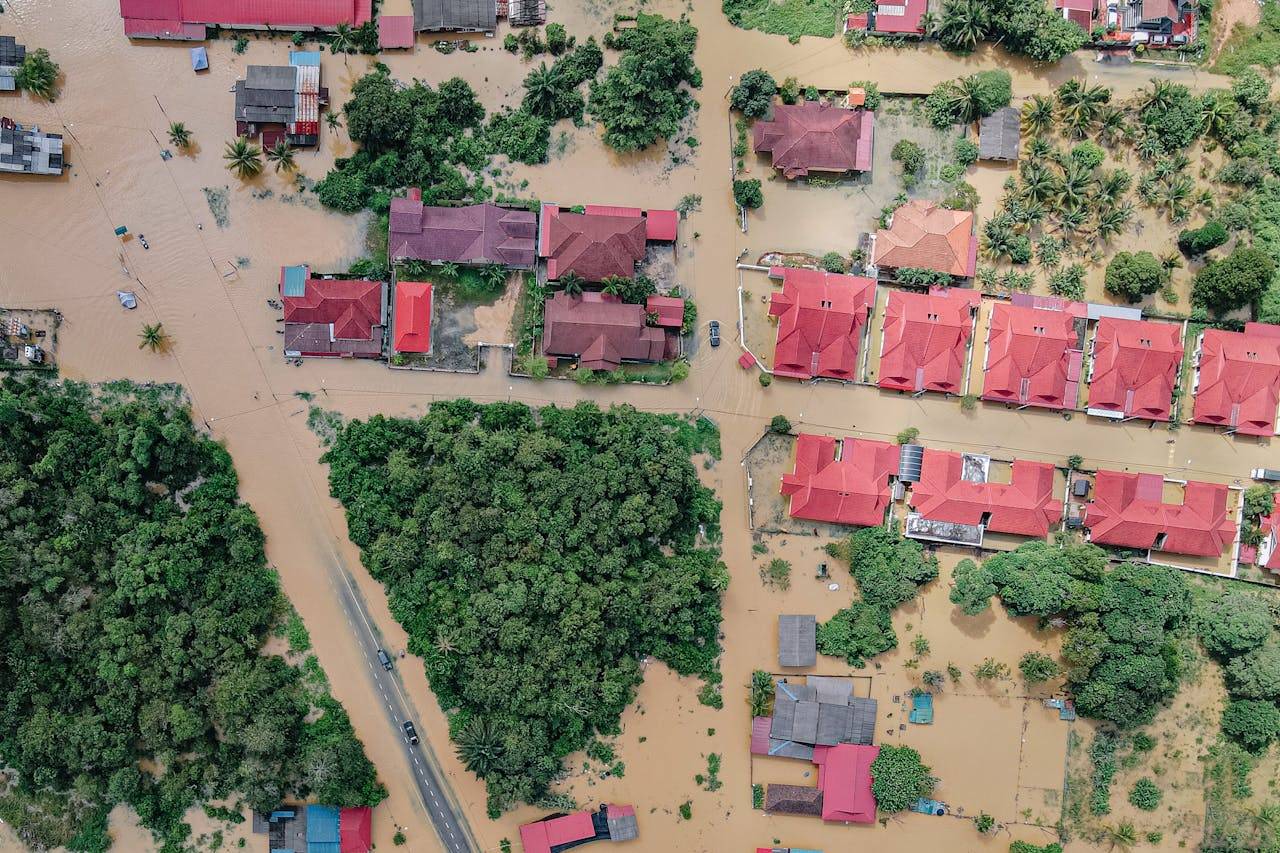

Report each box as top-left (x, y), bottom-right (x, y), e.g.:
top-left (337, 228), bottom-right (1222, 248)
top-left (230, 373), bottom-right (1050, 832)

top-left (935, 0), bottom-right (1085, 61)
top-left (1221, 699), bottom-right (1280, 753)
top-left (733, 178), bottom-right (764, 209)
top-left (816, 601), bottom-right (896, 666)
top-left (1104, 251), bottom-right (1165, 303)
top-left (322, 401), bottom-right (726, 814)
top-left (0, 379), bottom-right (382, 850)
top-left (1177, 220), bottom-right (1229, 257)
top-left (731, 70), bottom-right (777, 119)
top-left (1192, 246), bottom-right (1277, 313)
top-left (1019, 651), bottom-right (1061, 684)
top-left (1197, 590), bottom-right (1273, 659)
top-left (869, 745), bottom-right (936, 813)
top-left (950, 557), bottom-right (996, 615)
top-left (589, 15), bottom-right (702, 152)
top-left (924, 70), bottom-right (1012, 128)
top-left (15, 47), bottom-right (59, 100)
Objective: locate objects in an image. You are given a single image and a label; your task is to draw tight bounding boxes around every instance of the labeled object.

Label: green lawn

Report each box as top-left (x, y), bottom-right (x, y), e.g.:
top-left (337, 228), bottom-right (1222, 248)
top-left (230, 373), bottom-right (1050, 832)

top-left (722, 0), bottom-right (841, 40)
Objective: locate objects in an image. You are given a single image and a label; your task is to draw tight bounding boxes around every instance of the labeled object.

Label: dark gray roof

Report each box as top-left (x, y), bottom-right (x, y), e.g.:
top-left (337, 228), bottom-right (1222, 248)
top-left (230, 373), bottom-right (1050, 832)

top-left (769, 678), bottom-right (877, 748)
top-left (606, 812), bottom-right (638, 841)
top-left (778, 614), bottom-right (816, 667)
top-left (234, 78), bottom-right (295, 125)
top-left (0, 36), bottom-right (26, 67)
top-left (978, 107), bottom-right (1020, 161)
top-left (413, 0), bottom-right (496, 31)
top-left (765, 784), bottom-right (823, 816)
top-left (246, 64), bottom-right (297, 90)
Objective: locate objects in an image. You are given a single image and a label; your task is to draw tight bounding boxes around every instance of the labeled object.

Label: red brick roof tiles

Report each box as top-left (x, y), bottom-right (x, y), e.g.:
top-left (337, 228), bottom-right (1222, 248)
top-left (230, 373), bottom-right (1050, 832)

top-left (120, 0), bottom-right (371, 30)
top-left (388, 199), bottom-right (536, 268)
top-left (780, 434), bottom-right (900, 528)
top-left (910, 450), bottom-right (1062, 537)
top-left (1088, 317), bottom-right (1183, 422)
top-left (878, 287), bottom-right (980, 394)
top-left (518, 811), bottom-right (596, 853)
top-left (393, 281), bottom-right (432, 354)
top-left (645, 295), bottom-right (685, 328)
top-left (1259, 495), bottom-right (1280, 572)
top-left (279, 269), bottom-right (384, 357)
top-left (872, 200), bottom-right (975, 278)
top-left (768, 267), bottom-right (875, 381)
top-left (1086, 470), bottom-right (1235, 557)
top-left (982, 302), bottom-right (1082, 410)
top-left (541, 291), bottom-right (667, 371)
top-left (539, 204), bottom-right (648, 282)
top-left (752, 101), bottom-right (875, 179)
top-left (813, 743), bottom-right (879, 823)
top-left (1191, 323), bottom-right (1280, 437)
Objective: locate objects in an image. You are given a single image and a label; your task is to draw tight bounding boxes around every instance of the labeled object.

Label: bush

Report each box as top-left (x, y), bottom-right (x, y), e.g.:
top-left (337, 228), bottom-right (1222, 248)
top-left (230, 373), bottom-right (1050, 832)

top-left (1197, 590), bottom-right (1273, 659)
top-left (849, 80), bottom-right (882, 111)
top-left (892, 139), bottom-right (926, 177)
top-left (817, 602), bottom-right (896, 666)
top-left (954, 137), bottom-right (979, 167)
top-left (1178, 221), bottom-right (1229, 257)
top-left (896, 267), bottom-right (952, 287)
top-left (975, 813), bottom-right (996, 833)
top-left (731, 69), bottom-right (777, 118)
top-left (1192, 246), bottom-right (1277, 314)
top-left (1070, 140), bottom-right (1105, 171)
top-left (1104, 251), bottom-right (1164, 303)
top-left (545, 23), bottom-right (569, 54)
top-left (1222, 699), bottom-right (1280, 753)
top-left (869, 745), bottom-right (935, 813)
top-left (895, 426), bottom-right (919, 445)
top-left (1019, 651), bottom-right (1061, 684)
top-left (733, 178), bottom-right (764, 209)
top-left (820, 251), bottom-right (847, 273)
top-left (769, 415), bottom-right (792, 434)
top-left (761, 558), bottom-right (792, 590)
top-left (759, 372), bottom-right (772, 387)
top-left (950, 558), bottom-right (996, 616)
top-left (1127, 778), bottom-right (1162, 811)
top-left (487, 108), bottom-right (552, 165)
top-left (14, 47), bottom-right (59, 100)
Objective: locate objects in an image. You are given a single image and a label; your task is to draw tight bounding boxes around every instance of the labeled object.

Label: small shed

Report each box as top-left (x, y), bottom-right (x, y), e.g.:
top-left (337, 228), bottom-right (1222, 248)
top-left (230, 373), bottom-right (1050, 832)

top-left (778, 614), bottom-right (817, 668)
top-left (189, 46), bottom-right (208, 72)
top-left (978, 107), bottom-right (1021, 162)
top-left (764, 784), bottom-right (823, 816)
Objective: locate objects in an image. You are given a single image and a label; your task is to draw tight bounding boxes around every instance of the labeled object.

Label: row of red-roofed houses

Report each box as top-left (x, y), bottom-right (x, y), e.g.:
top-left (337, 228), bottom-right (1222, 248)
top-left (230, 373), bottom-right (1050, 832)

top-left (780, 432), bottom-right (1252, 569)
top-left (751, 249), bottom-right (1280, 438)
top-left (276, 192), bottom-right (686, 374)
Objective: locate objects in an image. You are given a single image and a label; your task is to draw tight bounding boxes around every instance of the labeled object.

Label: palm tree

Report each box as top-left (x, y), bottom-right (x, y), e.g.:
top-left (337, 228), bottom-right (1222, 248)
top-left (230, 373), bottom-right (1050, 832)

top-left (936, 0), bottom-right (990, 52)
top-left (14, 48), bottom-right (58, 101)
top-left (167, 121), bottom-right (193, 149)
top-left (438, 262), bottom-right (460, 281)
top-left (1094, 204), bottom-right (1132, 241)
top-left (1056, 206), bottom-right (1089, 236)
top-left (138, 323), bottom-right (170, 352)
top-left (945, 75), bottom-right (990, 125)
top-left (1200, 92), bottom-right (1238, 137)
top-left (1160, 251), bottom-right (1183, 275)
top-left (1021, 95), bottom-right (1055, 137)
top-left (1057, 162), bottom-right (1095, 210)
top-left (324, 112), bottom-right (342, 131)
top-left (1026, 136), bottom-right (1054, 161)
top-left (559, 270), bottom-right (585, 297)
top-left (918, 10), bottom-right (939, 35)
top-left (266, 140), bottom-right (296, 173)
top-left (329, 23), bottom-right (355, 55)
top-left (1162, 174), bottom-right (1194, 219)
top-left (1097, 169), bottom-right (1133, 204)
top-left (1020, 163), bottom-right (1058, 205)
top-left (1135, 133), bottom-right (1162, 162)
top-left (1138, 78), bottom-right (1175, 112)
top-left (1056, 78), bottom-right (1085, 110)
top-left (1104, 821), bottom-right (1138, 852)
top-left (601, 276), bottom-right (626, 297)
top-left (522, 63), bottom-right (563, 119)
top-left (455, 718), bottom-right (504, 776)
top-left (222, 137), bottom-right (263, 179)
top-left (1097, 105), bottom-right (1128, 146)
top-left (480, 263), bottom-right (508, 290)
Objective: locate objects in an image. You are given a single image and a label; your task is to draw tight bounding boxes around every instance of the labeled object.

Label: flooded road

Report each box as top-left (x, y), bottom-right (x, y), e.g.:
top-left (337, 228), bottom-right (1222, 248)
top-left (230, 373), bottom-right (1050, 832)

top-left (0, 0), bottom-right (1267, 851)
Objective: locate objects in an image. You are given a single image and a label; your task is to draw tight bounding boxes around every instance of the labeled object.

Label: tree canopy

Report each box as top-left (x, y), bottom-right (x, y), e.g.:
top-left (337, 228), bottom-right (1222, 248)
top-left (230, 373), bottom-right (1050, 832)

top-left (322, 401), bottom-right (726, 814)
top-left (869, 745), bottom-right (935, 813)
top-left (950, 557), bottom-right (996, 616)
top-left (936, 0), bottom-right (1086, 61)
top-left (730, 69), bottom-right (777, 119)
top-left (0, 378), bottom-right (382, 851)
top-left (1192, 245), bottom-right (1277, 314)
top-left (1104, 250), bottom-right (1165, 303)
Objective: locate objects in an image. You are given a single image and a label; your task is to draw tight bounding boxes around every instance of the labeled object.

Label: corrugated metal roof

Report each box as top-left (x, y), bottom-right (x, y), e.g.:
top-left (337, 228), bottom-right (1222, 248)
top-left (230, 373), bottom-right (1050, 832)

top-left (290, 50), bottom-right (322, 67)
top-left (281, 265), bottom-right (308, 296)
top-left (306, 805), bottom-right (340, 843)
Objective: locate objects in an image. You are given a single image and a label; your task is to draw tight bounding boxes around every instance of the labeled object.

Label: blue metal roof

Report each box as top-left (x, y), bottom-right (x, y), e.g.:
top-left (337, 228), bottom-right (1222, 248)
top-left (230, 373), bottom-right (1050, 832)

top-left (290, 50), bottom-right (321, 67)
top-left (282, 265), bottom-right (308, 297)
top-left (307, 844), bottom-right (340, 853)
top-left (306, 805), bottom-right (340, 843)
top-left (190, 46), bottom-right (208, 71)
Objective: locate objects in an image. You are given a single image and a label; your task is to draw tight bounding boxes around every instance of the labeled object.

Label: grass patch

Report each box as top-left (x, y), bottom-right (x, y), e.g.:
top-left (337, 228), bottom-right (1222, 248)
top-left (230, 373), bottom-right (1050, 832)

top-left (722, 0), bottom-right (840, 39)
top-left (1213, 0), bottom-right (1280, 75)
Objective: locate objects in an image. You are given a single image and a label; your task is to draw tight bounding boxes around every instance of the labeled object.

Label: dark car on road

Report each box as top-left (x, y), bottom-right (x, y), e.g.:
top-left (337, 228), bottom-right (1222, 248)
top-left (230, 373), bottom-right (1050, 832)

top-left (377, 648), bottom-right (393, 670)
top-left (403, 721), bottom-right (419, 745)
top-left (709, 320), bottom-right (720, 347)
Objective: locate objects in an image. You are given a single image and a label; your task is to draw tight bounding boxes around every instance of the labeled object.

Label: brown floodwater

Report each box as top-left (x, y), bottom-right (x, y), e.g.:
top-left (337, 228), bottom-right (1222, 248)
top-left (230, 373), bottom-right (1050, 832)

top-left (0, 0), bottom-right (1266, 851)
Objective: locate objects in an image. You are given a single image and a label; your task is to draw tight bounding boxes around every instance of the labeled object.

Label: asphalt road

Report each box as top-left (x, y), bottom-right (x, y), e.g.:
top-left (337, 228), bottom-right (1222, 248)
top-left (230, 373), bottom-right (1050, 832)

top-left (322, 549), bottom-right (477, 853)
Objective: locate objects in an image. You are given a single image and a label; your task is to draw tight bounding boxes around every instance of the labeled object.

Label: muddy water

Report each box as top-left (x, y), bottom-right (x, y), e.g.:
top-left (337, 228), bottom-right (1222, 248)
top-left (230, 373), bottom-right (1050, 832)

top-left (0, 0), bottom-right (1266, 851)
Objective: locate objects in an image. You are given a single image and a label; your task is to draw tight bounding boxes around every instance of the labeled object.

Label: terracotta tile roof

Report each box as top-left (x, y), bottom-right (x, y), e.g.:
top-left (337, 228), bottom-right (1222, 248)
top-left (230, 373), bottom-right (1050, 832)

top-left (870, 0), bottom-right (926, 33)
top-left (813, 743), bottom-right (879, 823)
top-left (120, 0), bottom-right (371, 30)
top-left (538, 204), bottom-right (648, 282)
top-left (388, 199), bottom-right (536, 268)
top-left (1086, 470), bottom-right (1235, 556)
top-left (645, 295), bottom-right (685, 328)
top-left (768, 267), bottom-right (875, 381)
top-left (1088, 317), bottom-right (1183, 422)
top-left (541, 291), bottom-right (667, 371)
top-left (1191, 323), bottom-right (1280, 437)
top-left (910, 450), bottom-right (1062, 537)
top-left (1258, 495), bottom-right (1280, 572)
top-left (752, 101), bottom-right (875, 179)
top-left (378, 14), bottom-right (415, 48)
top-left (780, 434), bottom-right (900, 527)
top-left (518, 811), bottom-right (596, 853)
top-left (392, 281), bottom-right (432, 354)
top-left (872, 200), bottom-right (975, 278)
top-left (982, 302), bottom-right (1083, 410)
top-left (279, 266), bottom-right (384, 357)
top-left (878, 287), bottom-right (980, 394)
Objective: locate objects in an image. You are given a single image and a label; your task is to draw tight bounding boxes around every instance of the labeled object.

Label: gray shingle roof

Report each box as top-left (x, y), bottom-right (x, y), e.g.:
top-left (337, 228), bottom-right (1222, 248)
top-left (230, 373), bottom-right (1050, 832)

top-left (769, 678), bottom-right (877, 749)
top-left (413, 0), bottom-right (496, 31)
top-left (778, 614), bottom-right (817, 667)
top-left (978, 107), bottom-right (1021, 161)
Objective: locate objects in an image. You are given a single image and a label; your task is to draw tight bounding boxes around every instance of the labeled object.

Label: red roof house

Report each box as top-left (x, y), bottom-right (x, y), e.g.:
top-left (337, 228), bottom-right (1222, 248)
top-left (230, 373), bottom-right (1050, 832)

top-left (645, 295), bottom-right (685, 329)
top-left (780, 434), bottom-right (900, 528)
top-left (1056, 0), bottom-right (1098, 30)
top-left (377, 14), bottom-right (415, 48)
top-left (119, 0), bottom-right (371, 38)
top-left (872, 200), bottom-right (976, 278)
top-left (389, 194), bottom-right (537, 268)
top-left (1085, 470), bottom-right (1235, 556)
top-left (878, 287), bottom-right (980, 395)
top-left (279, 266), bottom-right (385, 358)
top-left (768, 267), bottom-right (875, 381)
top-left (846, 0), bottom-right (927, 34)
top-left (1257, 494), bottom-right (1280, 574)
top-left (542, 291), bottom-right (670, 371)
top-left (910, 450), bottom-right (1062, 537)
top-left (392, 281), bottom-right (432, 354)
top-left (982, 302), bottom-right (1084, 410)
top-left (519, 805), bottom-right (637, 853)
top-left (1087, 317), bottom-right (1183, 422)
top-left (752, 101), bottom-right (875, 179)
top-left (1191, 323), bottom-right (1280, 437)
top-left (538, 204), bottom-right (648, 282)
top-left (338, 807), bottom-right (372, 853)
top-left (813, 743), bottom-right (879, 823)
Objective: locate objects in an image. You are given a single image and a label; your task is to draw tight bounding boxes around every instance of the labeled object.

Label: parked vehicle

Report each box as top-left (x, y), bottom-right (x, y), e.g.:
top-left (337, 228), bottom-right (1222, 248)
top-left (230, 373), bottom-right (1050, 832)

top-left (402, 721), bottom-right (419, 744)
top-left (708, 320), bottom-right (720, 348)
top-left (377, 648), bottom-right (393, 670)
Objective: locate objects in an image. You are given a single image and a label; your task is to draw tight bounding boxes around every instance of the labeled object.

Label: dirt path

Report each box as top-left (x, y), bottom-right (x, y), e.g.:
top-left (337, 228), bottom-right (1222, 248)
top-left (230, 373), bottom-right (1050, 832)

top-left (1209, 0), bottom-right (1262, 66)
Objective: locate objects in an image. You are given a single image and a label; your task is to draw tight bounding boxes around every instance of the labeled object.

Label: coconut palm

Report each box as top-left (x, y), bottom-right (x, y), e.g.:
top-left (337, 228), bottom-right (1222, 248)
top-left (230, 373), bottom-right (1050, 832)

top-left (944, 75), bottom-right (993, 125)
top-left (1160, 251), bottom-right (1183, 275)
top-left (1104, 821), bottom-right (1138, 852)
top-left (918, 11), bottom-right (939, 35)
top-left (455, 718), bottom-right (504, 776)
top-left (1021, 95), bottom-right (1055, 137)
top-left (1200, 92), bottom-right (1238, 137)
top-left (481, 263), bottom-right (508, 290)
top-left (1026, 136), bottom-right (1054, 161)
top-left (324, 112), bottom-right (342, 131)
top-left (167, 121), bottom-right (193, 149)
top-left (1021, 163), bottom-right (1058, 205)
top-left (1097, 105), bottom-right (1128, 145)
top-left (1138, 78), bottom-right (1175, 112)
top-left (266, 140), bottom-right (296, 173)
top-left (138, 323), bottom-right (170, 352)
top-left (602, 276), bottom-right (626, 297)
top-left (1056, 206), bottom-right (1089, 236)
top-left (438, 262), bottom-right (460, 280)
top-left (1097, 169), bottom-right (1133, 204)
top-left (1094, 204), bottom-right (1133, 241)
top-left (222, 136), bottom-right (263, 179)
top-left (329, 23), bottom-right (356, 55)
top-left (1162, 174), bottom-right (1195, 218)
top-left (1135, 133), bottom-right (1163, 162)
top-left (1057, 162), bottom-right (1095, 210)
top-left (522, 63), bottom-right (563, 119)
top-left (936, 0), bottom-right (990, 52)
top-left (559, 270), bottom-right (585, 297)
